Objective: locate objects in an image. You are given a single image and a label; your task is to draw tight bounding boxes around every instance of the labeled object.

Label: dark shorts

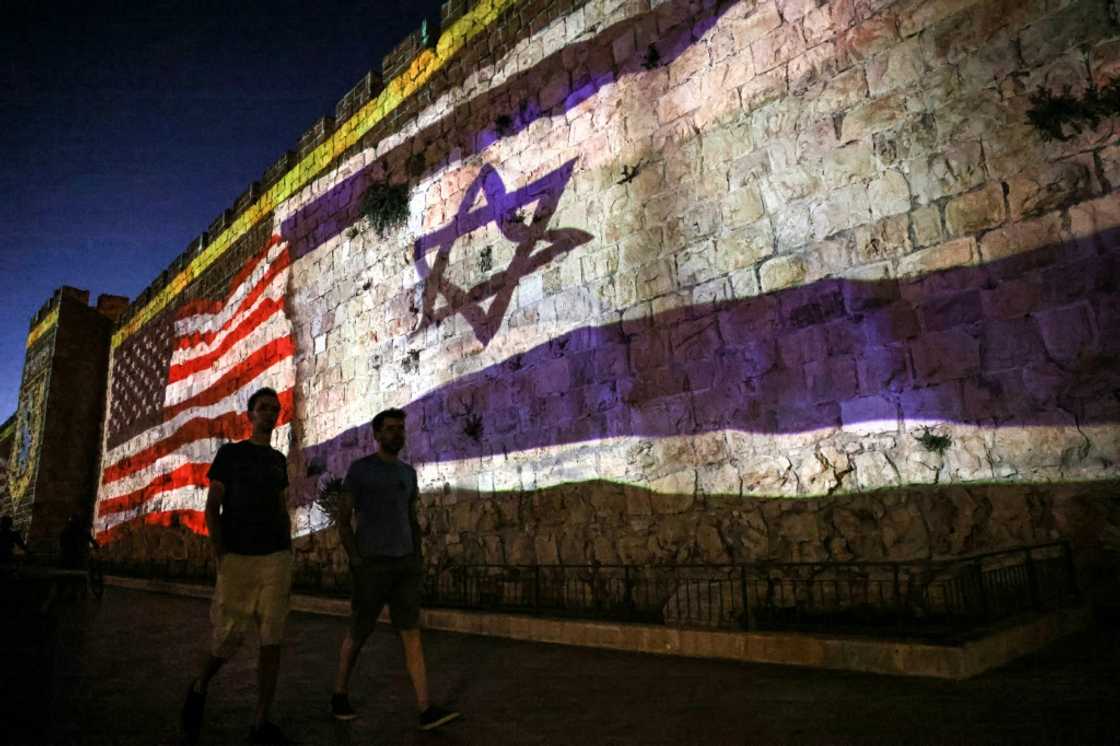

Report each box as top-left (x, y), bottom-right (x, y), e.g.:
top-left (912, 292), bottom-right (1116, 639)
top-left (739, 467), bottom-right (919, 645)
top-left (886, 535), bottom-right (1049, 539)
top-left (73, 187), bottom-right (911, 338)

top-left (351, 554), bottom-right (422, 635)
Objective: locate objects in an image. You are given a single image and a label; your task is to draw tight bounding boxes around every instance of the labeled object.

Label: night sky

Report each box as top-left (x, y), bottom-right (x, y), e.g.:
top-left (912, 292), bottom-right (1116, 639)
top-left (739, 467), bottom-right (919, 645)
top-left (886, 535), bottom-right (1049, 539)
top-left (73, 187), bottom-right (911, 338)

top-left (0, 0), bottom-right (446, 418)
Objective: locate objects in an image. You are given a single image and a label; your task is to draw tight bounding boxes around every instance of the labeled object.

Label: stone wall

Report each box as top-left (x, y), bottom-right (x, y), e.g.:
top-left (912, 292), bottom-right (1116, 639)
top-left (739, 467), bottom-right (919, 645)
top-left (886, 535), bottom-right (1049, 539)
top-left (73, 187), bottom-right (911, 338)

top-left (91, 0), bottom-right (1119, 594)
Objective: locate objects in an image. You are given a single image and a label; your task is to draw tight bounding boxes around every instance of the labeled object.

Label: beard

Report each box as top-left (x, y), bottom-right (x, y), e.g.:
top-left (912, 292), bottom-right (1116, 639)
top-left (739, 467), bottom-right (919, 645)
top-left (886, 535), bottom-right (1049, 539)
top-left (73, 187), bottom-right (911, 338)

top-left (381, 438), bottom-right (404, 455)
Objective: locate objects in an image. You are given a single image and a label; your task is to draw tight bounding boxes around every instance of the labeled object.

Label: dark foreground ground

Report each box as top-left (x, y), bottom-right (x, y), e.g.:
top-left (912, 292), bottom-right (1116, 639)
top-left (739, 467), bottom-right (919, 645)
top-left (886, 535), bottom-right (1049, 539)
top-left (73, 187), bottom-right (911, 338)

top-left (2, 585), bottom-right (1118, 745)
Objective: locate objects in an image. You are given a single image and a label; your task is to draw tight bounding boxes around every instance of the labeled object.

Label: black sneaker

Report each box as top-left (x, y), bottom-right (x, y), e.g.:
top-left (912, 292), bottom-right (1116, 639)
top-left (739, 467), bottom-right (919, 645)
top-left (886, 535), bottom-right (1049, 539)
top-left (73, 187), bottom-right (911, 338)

top-left (181, 681), bottom-right (205, 744)
top-left (248, 720), bottom-right (293, 745)
top-left (330, 692), bottom-right (357, 721)
top-left (418, 705), bottom-right (461, 731)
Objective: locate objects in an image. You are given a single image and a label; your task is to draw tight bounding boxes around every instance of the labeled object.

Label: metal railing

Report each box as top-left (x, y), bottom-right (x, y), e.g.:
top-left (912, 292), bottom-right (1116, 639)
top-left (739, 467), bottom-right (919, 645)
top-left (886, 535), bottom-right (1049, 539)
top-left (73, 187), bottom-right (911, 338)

top-left (420, 542), bottom-right (1079, 640)
top-left (91, 541), bottom-right (1080, 640)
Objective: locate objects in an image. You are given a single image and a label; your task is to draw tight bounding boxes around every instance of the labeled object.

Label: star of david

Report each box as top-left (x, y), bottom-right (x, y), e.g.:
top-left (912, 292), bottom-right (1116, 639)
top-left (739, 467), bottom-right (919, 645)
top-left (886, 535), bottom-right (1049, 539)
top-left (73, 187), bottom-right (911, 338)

top-left (413, 158), bottom-right (592, 345)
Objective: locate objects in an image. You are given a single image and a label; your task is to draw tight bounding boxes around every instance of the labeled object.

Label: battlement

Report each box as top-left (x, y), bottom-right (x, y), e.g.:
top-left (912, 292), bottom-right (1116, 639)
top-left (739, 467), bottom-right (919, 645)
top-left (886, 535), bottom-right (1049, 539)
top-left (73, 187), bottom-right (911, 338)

top-left (109, 0), bottom-right (492, 333)
top-left (29, 287), bottom-right (131, 334)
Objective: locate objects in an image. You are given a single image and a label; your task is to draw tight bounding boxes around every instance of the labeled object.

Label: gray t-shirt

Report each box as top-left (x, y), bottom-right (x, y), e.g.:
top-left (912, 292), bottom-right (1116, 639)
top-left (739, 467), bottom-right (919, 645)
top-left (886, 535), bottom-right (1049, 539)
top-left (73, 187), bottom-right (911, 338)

top-left (344, 455), bottom-right (417, 558)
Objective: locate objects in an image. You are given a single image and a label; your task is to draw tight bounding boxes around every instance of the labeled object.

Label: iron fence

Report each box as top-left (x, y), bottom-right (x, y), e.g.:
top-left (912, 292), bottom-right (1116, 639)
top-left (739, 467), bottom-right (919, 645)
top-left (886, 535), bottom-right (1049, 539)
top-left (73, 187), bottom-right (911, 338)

top-left (92, 541), bottom-right (1080, 640)
top-left (421, 541), bottom-right (1079, 640)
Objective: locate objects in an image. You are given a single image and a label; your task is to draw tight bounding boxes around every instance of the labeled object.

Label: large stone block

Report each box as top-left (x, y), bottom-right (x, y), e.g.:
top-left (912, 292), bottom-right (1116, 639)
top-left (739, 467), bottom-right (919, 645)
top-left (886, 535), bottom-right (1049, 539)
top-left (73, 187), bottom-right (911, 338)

top-left (1035, 302), bottom-right (1099, 365)
top-left (909, 329), bottom-right (980, 384)
top-left (840, 91), bottom-right (914, 143)
top-left (979, 317), bottom-right (1047, 372)
top-left (867, 37), bottom-right (928, 96)
top-left (868, 170), bottom-right (912, 220)
top-left (908, 141), bottom-right (986, 204)
top-left (1005, 159), bottom-right (1095, 221)
top-left (897, 237), bottom-right (976, 278)
top-left (978, 212), bottom-right (1064, 264)
top-left (752, 21), bottom-right (808, 74)
top-left (813, 183), bottom-right (871, 240)
top-left (759, 253), bottom-right (810, 292)
top-left (857, 344), bottom-right (912, 395)
top-left (945, 182), bottom-right (1007, 237)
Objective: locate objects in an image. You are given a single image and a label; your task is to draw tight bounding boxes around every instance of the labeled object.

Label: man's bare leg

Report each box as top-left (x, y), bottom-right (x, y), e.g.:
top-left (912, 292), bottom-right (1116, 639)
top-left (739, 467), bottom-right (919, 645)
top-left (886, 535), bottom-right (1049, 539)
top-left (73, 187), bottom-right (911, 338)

top-left (334, 630), bottom-right (370, 694)
top-left (400, 629), bottom-right (429, 711)
top-left (255, 644), bottom-right (282, 726)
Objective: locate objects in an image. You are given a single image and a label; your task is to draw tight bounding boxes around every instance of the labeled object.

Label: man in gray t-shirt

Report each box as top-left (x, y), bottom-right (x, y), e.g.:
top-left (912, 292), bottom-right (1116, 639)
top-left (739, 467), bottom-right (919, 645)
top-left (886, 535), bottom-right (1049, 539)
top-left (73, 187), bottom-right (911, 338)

top-left (330, 408), bottom-right (460, 732)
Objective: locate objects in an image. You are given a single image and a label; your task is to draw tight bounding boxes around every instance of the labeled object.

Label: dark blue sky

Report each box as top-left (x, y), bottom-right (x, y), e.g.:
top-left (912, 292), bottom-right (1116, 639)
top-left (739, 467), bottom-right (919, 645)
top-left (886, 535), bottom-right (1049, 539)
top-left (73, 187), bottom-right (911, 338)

top-left (0, 0), bottom-right (446, 417)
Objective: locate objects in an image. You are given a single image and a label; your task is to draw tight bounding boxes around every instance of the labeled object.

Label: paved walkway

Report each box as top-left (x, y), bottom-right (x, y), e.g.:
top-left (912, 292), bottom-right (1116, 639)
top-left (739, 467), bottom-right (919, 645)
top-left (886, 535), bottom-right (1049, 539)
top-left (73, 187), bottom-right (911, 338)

top-left (5, 586), bottom-right (1119, 745)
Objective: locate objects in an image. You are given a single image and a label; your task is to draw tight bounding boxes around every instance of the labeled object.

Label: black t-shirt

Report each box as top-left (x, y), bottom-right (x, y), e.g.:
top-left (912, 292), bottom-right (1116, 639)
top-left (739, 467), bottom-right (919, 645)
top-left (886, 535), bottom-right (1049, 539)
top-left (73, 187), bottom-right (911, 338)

top-left (208, 440), bottom-right (291, 555)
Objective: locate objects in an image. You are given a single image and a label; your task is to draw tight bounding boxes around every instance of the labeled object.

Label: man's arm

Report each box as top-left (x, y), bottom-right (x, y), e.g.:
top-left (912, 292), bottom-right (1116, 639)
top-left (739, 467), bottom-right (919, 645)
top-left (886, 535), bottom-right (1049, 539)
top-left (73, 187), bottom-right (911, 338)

top-left (278, 487), bottom-right (291, 543)
top-left (409, 481), bottom-right (422, 562)
top-left (205, 480), bottom-right (226, 560)
top-left (335, 487), bottom-right (360, 565)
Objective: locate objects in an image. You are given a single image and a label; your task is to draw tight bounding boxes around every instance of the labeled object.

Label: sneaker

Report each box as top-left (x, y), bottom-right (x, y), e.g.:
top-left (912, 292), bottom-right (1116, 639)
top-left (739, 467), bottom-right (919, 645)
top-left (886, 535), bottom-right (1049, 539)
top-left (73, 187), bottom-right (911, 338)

top-left (418, 705), bottom-right (461, 731)
top-left (330, 692), bottom-right (357, 721)
top-left (180, 681), bottom-right (205, 744)
top-left (248, 720), bottom-right (293, 745)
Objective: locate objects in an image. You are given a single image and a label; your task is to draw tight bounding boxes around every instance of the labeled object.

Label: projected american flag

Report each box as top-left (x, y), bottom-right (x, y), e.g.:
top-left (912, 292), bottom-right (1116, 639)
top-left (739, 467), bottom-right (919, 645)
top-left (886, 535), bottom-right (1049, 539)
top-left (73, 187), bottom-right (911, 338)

top-left (94, 236), bottom-right (296, 541)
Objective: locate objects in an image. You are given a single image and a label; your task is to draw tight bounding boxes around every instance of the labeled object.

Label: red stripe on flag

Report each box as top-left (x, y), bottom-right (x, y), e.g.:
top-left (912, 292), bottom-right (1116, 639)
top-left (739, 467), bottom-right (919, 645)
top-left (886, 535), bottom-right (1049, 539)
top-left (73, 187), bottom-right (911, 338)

top-left (97, 462), bottom-right (211, 517)
top-left (101, 388), bottom-right (294, 485)
top-left (168, 295), bottom-right (286, 383)
top-left (162, 336), bottom-right (296, 420)
top-left (175, 247), bottom-right (292, 349)
top-left (175, 235), bottom-right (284, 320)
top-left (96, 509), bottom-right (209, 544)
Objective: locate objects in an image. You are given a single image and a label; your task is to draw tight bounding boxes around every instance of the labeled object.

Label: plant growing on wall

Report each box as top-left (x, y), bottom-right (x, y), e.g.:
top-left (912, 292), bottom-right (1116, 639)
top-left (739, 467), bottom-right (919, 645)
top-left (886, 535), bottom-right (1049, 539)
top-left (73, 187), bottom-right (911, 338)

top-left (1027, 79), bottom-right (1120, 141)
top-left (915, 428), bottom-right (952, 456)
top-left (360, 181), bottom-right (410, 237)
top-left (314, 476), bottom-right (347, 527)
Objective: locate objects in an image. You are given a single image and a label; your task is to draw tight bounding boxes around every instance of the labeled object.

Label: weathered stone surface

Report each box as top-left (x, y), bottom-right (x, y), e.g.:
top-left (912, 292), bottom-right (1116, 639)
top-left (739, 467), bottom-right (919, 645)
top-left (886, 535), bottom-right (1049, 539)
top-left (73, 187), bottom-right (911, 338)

top-left (759, 254), bottom-right (809, 292)
top-left (867, 37), bottom-right (927, 96)
top-left (840, 91), bottom-right (913, 143)
top-left (1019, 0), bottom-right (1117, 67)
top-left (868, 170), bottom-right (912, 220)
top-left (944, 182), bottom-right (1006, 237)
top-left (909, 205), bottom-right (943, 247)
top-left (908, 141), bottom-right (986, 204)
top-left (1005, 159), bottom-right (1095, 221)
top-left (978, 212), bottom-right (1063, 263)
top-left (897, 237), bottom-right (976, 278)
top-left (854, 214), bottom-right (910, 263)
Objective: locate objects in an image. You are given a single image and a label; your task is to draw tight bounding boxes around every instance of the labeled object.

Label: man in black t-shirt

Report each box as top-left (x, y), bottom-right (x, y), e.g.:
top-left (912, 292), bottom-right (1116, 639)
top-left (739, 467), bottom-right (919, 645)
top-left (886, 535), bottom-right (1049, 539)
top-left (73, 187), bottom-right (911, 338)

top-left (181, 387), bottom-right (293, 745)
top-left (328, 408), bottom-right (461, 732)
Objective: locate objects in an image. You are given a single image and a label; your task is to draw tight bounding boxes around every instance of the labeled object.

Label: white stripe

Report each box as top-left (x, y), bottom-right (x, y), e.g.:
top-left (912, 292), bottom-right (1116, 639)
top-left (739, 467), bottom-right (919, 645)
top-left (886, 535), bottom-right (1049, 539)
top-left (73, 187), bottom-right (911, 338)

top-left (164, 314), bottom-right (293, 407)
top-left (399, 422), bottom-right (1120, 501)
top-left (94, 484), bottom-right (206, 536)
top-left (95, 423), bottom-right (294, 534)
top-left (101, 366), bottom-right (295, 471)
top-left (98, 446), bottom-right (218, 501)
top-left (172, 240), bottom-right (286, 337)
top-left (170, 268), bottom-right (288, 365)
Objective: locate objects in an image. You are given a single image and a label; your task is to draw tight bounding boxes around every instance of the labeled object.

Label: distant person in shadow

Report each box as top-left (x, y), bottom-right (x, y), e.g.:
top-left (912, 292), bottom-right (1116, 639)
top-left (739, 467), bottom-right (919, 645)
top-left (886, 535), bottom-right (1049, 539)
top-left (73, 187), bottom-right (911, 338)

top-left (59, 512), bottom-right (94, 569)
top-left (329, 408), bottom-right (461, 732)
top-left (0, 515), bottom-right (29, 563)
top-left (180, 387), bottom-right (294, 745)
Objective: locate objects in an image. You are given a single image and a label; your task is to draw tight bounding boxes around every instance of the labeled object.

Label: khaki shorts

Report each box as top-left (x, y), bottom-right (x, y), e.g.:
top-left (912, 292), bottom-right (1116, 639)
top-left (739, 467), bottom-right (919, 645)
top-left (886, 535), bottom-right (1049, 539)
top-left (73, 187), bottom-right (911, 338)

top-left (211, 550), bottom-right (292, 657)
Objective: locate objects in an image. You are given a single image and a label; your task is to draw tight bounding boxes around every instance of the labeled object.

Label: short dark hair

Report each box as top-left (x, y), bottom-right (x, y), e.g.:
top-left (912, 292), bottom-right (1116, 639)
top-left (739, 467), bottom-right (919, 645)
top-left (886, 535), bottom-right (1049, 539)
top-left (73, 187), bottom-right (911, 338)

top-left (248, 387), bottom-right (280, 412)
top-left (371, 408), bottom-right (406, 432)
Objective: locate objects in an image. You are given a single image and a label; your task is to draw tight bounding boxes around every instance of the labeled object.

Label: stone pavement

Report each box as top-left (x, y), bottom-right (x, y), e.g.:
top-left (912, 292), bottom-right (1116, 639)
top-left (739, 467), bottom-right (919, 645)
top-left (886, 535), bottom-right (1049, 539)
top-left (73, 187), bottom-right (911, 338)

top-left (5, 586), bottom-right (1119, 745)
